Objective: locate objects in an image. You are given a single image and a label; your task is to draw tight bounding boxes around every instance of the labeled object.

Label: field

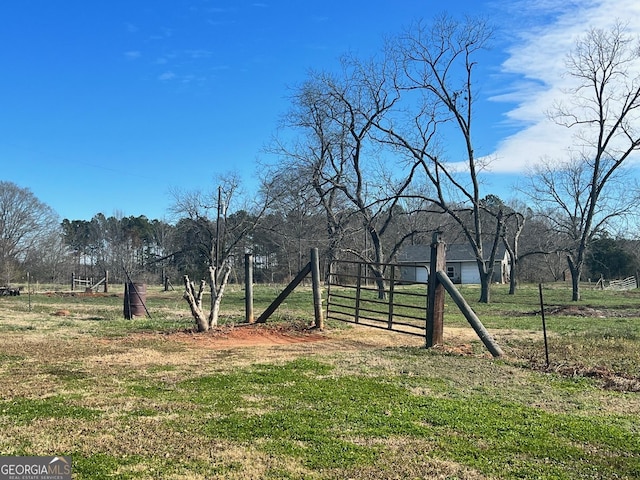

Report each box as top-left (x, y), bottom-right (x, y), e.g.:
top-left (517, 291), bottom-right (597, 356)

top-left (0, 282), bottom-right (639, 479)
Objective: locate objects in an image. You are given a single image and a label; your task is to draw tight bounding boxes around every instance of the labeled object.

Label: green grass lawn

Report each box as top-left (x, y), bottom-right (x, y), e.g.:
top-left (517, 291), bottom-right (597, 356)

top-left (0, 282), bottom-right (638, 479)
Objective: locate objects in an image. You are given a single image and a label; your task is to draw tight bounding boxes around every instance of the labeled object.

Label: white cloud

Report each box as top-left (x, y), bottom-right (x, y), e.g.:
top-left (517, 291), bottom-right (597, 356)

top-left (124, 51), bottom-right (141, 60)
top-left (158, 71), bottom-right (176, 81)
top-left (487, 0), bottom-right (640, 173)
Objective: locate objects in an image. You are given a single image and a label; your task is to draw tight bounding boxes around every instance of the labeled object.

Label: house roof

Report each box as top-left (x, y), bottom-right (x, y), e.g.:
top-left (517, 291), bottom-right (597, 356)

top-left (398, 242), bottom-right (508, 263)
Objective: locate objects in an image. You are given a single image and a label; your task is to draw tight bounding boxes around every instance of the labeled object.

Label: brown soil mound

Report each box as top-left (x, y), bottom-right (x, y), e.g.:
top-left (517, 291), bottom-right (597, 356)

top-left (530, 361), bottom-right (640, 392)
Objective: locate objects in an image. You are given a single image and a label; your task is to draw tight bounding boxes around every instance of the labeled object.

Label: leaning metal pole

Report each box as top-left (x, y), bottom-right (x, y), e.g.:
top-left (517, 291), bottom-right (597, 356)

top-left (436, 270), bottom-right (503, 358)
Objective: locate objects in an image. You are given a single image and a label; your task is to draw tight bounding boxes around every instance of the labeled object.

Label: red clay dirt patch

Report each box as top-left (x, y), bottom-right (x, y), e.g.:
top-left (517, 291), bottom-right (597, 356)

top-left (138, 323), bottom-right (328, 349)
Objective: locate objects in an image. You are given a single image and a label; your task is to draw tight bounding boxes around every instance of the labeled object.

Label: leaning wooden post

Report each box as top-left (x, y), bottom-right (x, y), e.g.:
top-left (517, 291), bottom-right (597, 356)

top-left (245, 254), bottom-right (254, 323)
top-left (427, 232), bottom-right (445, 348)
top-left (311, 248), bottom-right (324, 330)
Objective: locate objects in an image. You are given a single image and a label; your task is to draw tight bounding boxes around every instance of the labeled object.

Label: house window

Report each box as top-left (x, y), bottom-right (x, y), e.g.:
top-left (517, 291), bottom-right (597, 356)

top-left (447, 266), bottom-right (455, 278)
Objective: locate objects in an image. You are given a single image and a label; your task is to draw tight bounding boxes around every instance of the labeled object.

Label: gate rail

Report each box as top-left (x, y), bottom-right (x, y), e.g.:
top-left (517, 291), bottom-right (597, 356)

top-left (325, 232), bottom-right (503, 357)
top-left (326, 260), bottom-right (429, 338)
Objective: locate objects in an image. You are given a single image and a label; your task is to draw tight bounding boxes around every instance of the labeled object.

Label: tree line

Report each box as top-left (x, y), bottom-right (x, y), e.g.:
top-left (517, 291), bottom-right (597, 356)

top-left (1, 178), bottom-right (637, 293)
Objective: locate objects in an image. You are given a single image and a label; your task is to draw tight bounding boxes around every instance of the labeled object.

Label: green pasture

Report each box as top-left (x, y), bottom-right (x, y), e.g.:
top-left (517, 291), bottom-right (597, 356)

top-left (0, 282), bottom-right (638, 479)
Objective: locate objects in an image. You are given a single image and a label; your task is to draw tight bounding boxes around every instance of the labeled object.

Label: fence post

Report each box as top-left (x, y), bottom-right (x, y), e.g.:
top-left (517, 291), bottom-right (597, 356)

top-left (71, 272), bottom-right (75, 291)
top-left (388, 266), bottom-right (395, 330)
top-left (245, 254), bottom-right (254, 323)
top-left (311, 248), bottom-right (324, 330)
top-left (427, 232), bottom-right (445, 348)
top-left (104, 270), bottom-right (109, 293)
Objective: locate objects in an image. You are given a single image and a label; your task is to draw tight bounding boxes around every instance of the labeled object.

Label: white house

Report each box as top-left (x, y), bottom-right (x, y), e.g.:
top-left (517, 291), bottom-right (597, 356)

top-left (398, 242), bottom-right (510, 284)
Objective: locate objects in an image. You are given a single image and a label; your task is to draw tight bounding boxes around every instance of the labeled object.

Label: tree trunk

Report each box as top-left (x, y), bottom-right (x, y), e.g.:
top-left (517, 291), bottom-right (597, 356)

top-left (503, 237), bottom-right (519, 295)
top-left (183, 264), bottom-right (232, 332)
top-left (567, 256), bottom-right (581, 301)
top-left (368, 228), bottom-right (386, 299)
top-left (479, 273), bottom-right (491, 303)
top-left (372, 267), bottom-right (386, 300)
top-left (509, 259), bottom-right (518, 295)
top-left (208, 264), bottom-right (232, 328)
top-left (325, 235), bottom-right (340, 285)
top-left (183, 275), bottom-right (209, 332)
top-left (478, 258), bottom-right (493, 303)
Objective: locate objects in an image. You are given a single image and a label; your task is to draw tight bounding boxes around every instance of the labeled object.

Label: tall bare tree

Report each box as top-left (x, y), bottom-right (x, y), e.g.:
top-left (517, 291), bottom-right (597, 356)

top-left (271, 55), bottom-right (425, 298)
top-left (528, 22), bottom-right (640, 301)
top-left (376, 14), bottom-right (501, 302)
top-left (267, 78), bottom-right (352, 280)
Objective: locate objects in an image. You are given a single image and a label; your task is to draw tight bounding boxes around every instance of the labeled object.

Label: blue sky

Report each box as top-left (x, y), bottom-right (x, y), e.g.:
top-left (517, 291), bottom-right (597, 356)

top-left (1, 0), bottom-right (639, 222)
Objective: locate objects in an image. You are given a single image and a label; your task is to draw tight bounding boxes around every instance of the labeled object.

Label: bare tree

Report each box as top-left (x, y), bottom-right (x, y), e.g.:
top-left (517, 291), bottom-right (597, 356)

top-left (0, 181), bottom-right (59, 285)
top-left (476, 195), bottom-right (528, 295)
top-left (24, 228), bottom-right (68, 284)
top-left (271, 56), bottom-right (426, 298)
top-left (528, 158), bottom-right (638, 299)
top-left (173, 173), bottom-right (272, 331)
top-left (259, 167), bottom-right (326, 280)
top-left (377, 14), bottom-right (501, 302)
top-left (529, 22), bottom-right (640, 301)
top-left (267, 78), bottom-right (353, 280)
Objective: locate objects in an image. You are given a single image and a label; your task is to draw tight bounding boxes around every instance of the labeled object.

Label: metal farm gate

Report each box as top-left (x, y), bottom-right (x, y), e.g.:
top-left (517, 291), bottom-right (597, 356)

top-left (326, 259), bottom-right (430, 338)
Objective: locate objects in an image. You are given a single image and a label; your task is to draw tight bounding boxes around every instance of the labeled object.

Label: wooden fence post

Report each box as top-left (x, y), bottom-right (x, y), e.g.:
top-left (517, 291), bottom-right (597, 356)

top-left (311, 248), bottom-right (324, 330)
top-left (427, 232), bottom-right (445, 348)
top-left (245, 254), bottom-right (254, 323)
